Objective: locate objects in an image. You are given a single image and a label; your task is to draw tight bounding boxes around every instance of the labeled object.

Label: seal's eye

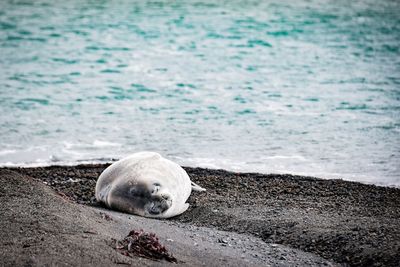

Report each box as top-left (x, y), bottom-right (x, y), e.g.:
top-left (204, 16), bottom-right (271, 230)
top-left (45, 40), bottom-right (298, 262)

top-left (129, 187), bottom-right (145, 197)
top-left (151, 183), bottom-right (161, 194)
top-left (129, 187), bottom-right (138, 196)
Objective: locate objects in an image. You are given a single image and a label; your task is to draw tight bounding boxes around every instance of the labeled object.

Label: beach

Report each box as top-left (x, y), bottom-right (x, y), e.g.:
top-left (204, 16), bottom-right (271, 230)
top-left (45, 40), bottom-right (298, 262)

top-left (1, 165), bottom-right (399, 266)
top-left (1, 1), bottom-right (399, 266)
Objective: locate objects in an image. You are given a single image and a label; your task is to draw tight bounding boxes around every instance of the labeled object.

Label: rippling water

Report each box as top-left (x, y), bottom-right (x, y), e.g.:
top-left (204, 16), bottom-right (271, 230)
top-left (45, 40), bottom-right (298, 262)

top-left (0, 0), bottom-right (399, 186)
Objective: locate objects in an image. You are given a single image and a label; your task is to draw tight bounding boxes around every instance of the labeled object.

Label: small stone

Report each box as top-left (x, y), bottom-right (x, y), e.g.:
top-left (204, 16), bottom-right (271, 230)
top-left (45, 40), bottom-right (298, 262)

top-left (218, 238), bottom-right (228, 244)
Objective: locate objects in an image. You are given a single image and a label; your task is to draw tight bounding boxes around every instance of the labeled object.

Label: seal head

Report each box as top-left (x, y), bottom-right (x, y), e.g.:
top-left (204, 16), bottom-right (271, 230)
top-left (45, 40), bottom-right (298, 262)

top-left (107, 181), bottom-right (172, 216)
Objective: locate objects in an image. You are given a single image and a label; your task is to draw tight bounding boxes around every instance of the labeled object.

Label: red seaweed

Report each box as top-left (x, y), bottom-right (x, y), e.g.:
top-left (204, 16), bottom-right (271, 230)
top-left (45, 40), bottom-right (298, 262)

top-left (113, 230), bottom-right (177, 263)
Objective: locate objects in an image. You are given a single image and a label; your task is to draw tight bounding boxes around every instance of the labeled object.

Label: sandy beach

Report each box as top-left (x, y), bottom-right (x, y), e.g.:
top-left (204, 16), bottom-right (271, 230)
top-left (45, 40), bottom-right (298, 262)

top-left (1, 164), bottom-right (399, 266)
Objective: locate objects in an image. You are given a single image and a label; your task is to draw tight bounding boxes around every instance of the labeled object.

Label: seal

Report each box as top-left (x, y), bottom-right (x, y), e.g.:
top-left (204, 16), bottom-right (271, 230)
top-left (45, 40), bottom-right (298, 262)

top-left (95, 151), bottom-right (205, 218)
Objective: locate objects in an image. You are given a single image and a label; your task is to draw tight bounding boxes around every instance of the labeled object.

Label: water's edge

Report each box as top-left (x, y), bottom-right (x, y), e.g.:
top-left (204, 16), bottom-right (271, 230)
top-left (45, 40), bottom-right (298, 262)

top-left (3, 159), bottom-right (398, 188)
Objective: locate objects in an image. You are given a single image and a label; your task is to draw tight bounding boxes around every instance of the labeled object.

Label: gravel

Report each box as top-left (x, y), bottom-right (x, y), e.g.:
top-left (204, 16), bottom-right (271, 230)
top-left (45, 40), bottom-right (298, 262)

top-left (8, 164), bottom-right (400, 267)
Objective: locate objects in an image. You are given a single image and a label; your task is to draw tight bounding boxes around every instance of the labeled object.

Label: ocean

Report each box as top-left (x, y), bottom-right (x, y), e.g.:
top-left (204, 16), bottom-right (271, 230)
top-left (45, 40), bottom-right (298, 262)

top-left (0, 0), bottom-right (399, 186)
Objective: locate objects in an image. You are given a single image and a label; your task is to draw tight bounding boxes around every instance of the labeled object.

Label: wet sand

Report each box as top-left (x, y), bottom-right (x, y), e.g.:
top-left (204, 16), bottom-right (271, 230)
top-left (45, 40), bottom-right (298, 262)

top-left (1, 164), bottom-right (400, 266)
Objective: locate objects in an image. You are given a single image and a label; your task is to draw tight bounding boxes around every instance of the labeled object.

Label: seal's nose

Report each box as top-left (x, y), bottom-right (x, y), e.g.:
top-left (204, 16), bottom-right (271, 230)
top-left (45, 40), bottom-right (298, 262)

top-left (148, 196), bottom-right (170, 215)
top-left (149, 204), bottom-right (161, 215)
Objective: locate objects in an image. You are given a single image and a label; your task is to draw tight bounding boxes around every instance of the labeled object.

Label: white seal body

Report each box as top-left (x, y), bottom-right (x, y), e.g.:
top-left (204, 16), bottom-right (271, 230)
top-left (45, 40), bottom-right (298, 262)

top-left (95, 152), bottom-right (193, 218)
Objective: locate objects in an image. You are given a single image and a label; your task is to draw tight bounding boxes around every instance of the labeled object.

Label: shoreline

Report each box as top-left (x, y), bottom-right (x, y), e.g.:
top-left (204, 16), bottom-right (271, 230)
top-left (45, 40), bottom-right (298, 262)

top-left (1, 164), bottom-right (400, 266)
top-left (1, 161), bottom-right (398, 189)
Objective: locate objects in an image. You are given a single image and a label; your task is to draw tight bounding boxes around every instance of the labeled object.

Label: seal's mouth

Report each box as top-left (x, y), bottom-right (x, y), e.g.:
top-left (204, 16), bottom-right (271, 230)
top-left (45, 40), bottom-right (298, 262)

top-left (148, 199), bottom-right (170, 215)
top-left (149, 205), bottom-right (163, 215)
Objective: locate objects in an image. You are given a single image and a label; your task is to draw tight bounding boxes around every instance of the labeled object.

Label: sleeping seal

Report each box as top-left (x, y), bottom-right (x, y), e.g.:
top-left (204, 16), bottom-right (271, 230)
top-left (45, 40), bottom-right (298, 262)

top-left (95, 151), bottom-right (205, 218)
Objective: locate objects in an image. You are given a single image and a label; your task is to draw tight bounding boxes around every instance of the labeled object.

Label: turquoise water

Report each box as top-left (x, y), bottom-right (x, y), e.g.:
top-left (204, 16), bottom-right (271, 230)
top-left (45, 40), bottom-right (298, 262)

top-left (0, 0), bottom-right (399, 186)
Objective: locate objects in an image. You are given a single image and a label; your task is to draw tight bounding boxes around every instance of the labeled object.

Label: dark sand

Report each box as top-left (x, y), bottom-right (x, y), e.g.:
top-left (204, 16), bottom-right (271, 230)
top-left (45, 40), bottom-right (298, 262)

top-left (1, 164), bottom-right (400, 266)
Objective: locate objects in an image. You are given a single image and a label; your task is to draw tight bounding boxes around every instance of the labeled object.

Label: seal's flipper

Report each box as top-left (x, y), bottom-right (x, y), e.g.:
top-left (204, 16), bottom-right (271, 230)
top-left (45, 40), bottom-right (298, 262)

top-left (191, 181), bottom-right (206, 192)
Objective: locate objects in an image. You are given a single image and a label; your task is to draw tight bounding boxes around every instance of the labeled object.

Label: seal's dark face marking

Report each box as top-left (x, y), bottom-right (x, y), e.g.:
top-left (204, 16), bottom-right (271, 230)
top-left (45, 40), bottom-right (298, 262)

top-left (110, 182), bottom-right (171, 216)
